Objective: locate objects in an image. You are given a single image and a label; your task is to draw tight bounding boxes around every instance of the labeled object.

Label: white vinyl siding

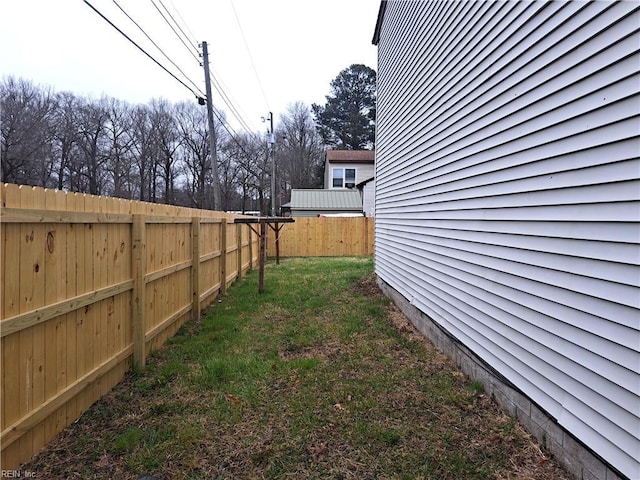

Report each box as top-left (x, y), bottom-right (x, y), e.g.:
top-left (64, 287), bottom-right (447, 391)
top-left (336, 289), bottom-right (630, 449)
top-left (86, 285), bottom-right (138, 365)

top-left (362, 179), bottom-right (375, 217)
top-left (374, 1), bottom-right (639, 478)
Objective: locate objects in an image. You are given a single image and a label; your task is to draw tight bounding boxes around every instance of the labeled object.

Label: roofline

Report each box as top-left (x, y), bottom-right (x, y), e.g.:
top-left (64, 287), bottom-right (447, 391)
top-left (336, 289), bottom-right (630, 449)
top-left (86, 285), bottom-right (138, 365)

top-left (327, 159), bottom-right (375, 164)
top-left (372, 1), bottom-right (387, 45)
top-left (292, 207), bottom-right (363, 212)
top-left (356, 177), bottom-right (375, 189)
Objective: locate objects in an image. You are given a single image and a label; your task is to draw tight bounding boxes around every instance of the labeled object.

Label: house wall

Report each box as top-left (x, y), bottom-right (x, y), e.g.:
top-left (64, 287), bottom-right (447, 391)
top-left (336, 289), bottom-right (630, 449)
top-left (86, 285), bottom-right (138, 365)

top-left (362, 179), bottom-right (375, 217)
top-left (374, 2), bottom-right (639, 479)
top-left (325, 162), bottom-right (375, 189)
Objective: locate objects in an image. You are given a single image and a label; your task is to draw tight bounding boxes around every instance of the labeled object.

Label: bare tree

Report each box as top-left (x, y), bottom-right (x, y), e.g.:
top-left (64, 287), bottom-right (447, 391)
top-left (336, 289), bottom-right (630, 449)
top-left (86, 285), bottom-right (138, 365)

top-left (149, 99), bottom-right (180, 204)
top-left (276, 102), bottom-right (325, 202)
top-left (217, 138), bottom-right (241, 211)
top-left (51, 91), bottom-right (80, 190)
top-left (130, 105), bottom-right (156, 201)
top-left (74, 97), bottom-right (110, 195)
top-left (0, 76), bottom-right (282, 214)
top-left (104, 97), bottom-right (136, 198)
top-left (228, 132), bottom-right (271, 214)
top-left (1, 77), bottom-right (57, 186)
top-left (174, 101), bottom-right (227, 209)
top-left (175, 101), bottom-right (210, 208)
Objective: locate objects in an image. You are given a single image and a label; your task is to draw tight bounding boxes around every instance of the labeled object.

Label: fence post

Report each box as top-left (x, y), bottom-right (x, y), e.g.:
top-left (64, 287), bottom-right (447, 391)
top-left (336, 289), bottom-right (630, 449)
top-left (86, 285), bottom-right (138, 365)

top-left (248, 225), bottom-right (253, 270)
top-left (191, 217), bottom-right (201, 321)
top-left (258, 219), bottom-right (266, 293)
top-left (237, 223), bottom-right (243, 279)
top-left (220, 219), bottom-right (227, 295)
top-left (364, 217), bottom-right (369, 256)
top-left (132, 214), bottom-right (146, 369)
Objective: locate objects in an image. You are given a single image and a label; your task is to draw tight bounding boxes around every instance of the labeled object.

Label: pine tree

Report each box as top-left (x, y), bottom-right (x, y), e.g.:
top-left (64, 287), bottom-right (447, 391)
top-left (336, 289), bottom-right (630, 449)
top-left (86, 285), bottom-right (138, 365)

top-left (312, 64), bottom-right (376, 150)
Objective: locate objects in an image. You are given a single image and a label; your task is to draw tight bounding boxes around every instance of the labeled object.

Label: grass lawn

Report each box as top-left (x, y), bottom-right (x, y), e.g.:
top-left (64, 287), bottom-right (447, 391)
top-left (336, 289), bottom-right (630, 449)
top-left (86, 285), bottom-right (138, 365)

top-left (24, 257), bottom-right (569, 479)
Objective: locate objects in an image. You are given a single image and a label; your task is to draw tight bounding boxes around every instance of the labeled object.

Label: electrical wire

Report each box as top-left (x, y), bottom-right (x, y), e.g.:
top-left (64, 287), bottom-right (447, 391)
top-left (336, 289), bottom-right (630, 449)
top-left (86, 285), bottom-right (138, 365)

top-left (210, 74), bottom-right (255, 136)
top-left (229, 0), bottom-right (271, 112)
top-left (156, 0), bottom-right (200, 58)
top-left (211, 73), bottom-right (262, 135)
top-left (211, 103), bottom-right (255, 159)
top-left (167, 0), bottom-right (200, 49)
top-left (86, 0), bottom-right (264, 150)
top-left (150, 0), bottom-right (201, 65)
top-left (147, 1), bottom-right (255, 136)
top-left (112, 0), bottom-right (205, 99)
top-left (148, 0), bottom-right (267, 138)
top-left (83, 0), bottom-right (202, 100)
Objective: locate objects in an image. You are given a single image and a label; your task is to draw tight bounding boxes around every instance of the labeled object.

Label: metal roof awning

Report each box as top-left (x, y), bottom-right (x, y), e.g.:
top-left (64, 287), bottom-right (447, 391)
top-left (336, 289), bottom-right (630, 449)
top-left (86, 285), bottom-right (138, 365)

top-left (290, 189), bottom-right (363, 210)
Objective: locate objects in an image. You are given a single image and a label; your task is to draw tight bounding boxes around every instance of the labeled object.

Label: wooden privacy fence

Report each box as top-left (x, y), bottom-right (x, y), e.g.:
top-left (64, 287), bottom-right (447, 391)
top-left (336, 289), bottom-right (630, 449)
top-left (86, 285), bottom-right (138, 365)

top-left (267, 216), bottom-right (374, 257)
top-left (0, 184), bottom-right (258, 470)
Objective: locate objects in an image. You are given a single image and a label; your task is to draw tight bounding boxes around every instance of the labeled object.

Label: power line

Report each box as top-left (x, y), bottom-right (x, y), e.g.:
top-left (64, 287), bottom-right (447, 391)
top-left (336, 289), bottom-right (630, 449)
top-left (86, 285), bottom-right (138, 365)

top-left (112, 0), bottom-right (205, 98)
top-left (154, 0), bottom-right (258, 135)
top-left (146, 0), bottom-right (264, 138)
top-left (213, 107), bottom-right (248, 154)
top-left (152, 1), bottom-right (256, 136)
top-left (150, 0), bottom-right (201, 65)
top-left (230, 0), bottom-right (271, 111)
top-left (86, 0), bottom-right (263, 147)
top-left (210, 74), bottom-right (255, 136)
top-left (157, 0), bottom-right (200, 58)
top-left (211, 73), bottom-right (261, 134)
top-left (166, 0), bottom-right (200, 49)
top-left (205, 73), bottom-right (262, 150)
top-left (83, 0), bottom-right (202, 100)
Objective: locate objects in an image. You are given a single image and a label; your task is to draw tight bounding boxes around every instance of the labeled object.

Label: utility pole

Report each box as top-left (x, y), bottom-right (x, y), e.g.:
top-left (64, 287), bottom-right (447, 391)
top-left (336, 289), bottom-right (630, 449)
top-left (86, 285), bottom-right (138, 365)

top-left (262, 112), bottom-right (276, 217)
top-left (269, 112), bottom-right (275, 216)
top-left (263, 111), bottom-right (276, 216)
top-left (200, 41), bottom-right (222, 211)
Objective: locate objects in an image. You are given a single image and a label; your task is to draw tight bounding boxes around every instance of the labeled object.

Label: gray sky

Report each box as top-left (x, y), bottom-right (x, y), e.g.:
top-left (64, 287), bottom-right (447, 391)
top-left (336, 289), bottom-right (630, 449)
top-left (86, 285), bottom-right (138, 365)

top-left (0, 0), bottom-right (379, 133)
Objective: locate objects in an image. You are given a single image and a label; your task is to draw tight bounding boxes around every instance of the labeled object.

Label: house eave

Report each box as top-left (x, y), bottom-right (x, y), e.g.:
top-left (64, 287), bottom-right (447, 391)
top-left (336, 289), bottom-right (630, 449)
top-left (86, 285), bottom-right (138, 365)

top-left (372, 1), bottom-right (387, 45)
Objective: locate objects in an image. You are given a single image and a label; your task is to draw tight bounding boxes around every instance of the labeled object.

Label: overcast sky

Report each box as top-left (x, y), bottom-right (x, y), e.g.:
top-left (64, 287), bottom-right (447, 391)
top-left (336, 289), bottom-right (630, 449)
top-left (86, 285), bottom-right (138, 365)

top-left (0, 0), bottom-right (379, 134)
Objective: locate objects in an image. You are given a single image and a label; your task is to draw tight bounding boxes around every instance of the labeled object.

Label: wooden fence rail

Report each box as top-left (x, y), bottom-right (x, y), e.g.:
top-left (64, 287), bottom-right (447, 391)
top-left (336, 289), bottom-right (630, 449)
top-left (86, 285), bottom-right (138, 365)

top-left (267, 216), bottom-right (374, 257)
top-left (0, 184), bottom-right (374, 470)
top-left (0, 184), bottom-right (257, 470)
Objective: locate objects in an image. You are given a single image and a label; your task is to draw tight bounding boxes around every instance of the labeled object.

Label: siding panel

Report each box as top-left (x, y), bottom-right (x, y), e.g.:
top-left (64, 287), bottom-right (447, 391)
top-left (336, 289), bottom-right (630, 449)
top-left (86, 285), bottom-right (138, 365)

top-left (374, 1), bottom-right (640, 478)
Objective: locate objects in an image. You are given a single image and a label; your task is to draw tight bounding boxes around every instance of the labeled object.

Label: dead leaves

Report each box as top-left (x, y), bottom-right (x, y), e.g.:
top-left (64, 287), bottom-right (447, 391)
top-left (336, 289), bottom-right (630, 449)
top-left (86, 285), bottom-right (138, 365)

top-left (223, 392), bottom-right (240, 404)
top-left (333, 394), bottom-right (353, 412)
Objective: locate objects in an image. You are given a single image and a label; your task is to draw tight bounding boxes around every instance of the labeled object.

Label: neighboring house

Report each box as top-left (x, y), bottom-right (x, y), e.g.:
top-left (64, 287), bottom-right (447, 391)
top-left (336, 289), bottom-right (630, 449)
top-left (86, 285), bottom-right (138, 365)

top-left (373, 2), bottom-right (639, 480)
top-left (286, 150), bottom-right (375, 217)
top-left (357, 177), bottom-right (375, 217)
top-left (324, 150), bottom-right (375, 189)
top-left (288, 189), bottom-right (363, 217)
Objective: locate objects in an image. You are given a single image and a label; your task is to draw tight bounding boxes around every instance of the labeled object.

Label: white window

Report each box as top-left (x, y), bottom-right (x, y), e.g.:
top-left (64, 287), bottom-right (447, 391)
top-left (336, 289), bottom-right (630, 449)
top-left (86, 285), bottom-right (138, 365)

top-left (332, 168), bottom-right (356, 188)
top-left (332, 168), bottom-right (344, 187)
top-left (345, 168), bottom-right (356, 188)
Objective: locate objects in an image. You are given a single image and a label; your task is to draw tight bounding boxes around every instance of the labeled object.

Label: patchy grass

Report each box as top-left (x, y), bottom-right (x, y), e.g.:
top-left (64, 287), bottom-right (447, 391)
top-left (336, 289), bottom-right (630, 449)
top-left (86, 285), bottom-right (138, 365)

top-left (24, 257), bottom-right (570, 479)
